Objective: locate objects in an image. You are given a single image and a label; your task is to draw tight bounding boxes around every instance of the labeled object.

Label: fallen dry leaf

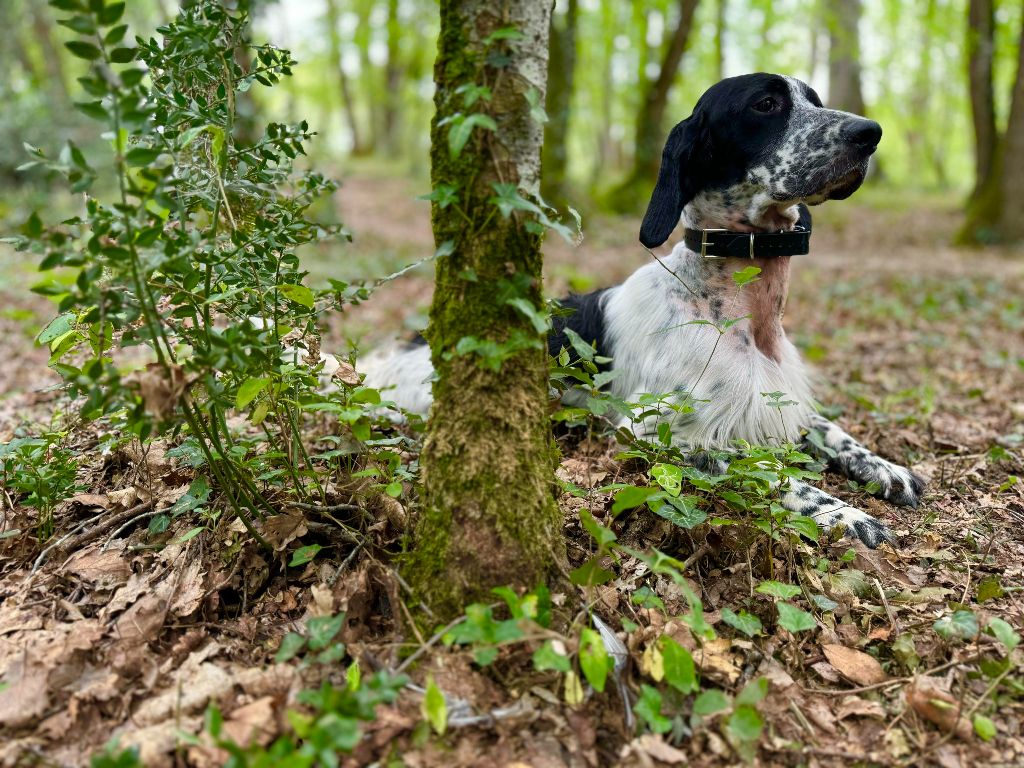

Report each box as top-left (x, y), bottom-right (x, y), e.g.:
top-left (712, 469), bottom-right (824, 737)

top-left (836, 695), bottom-right (887, 720)
top-left (70, 493), bottom-right (110, 509)
top-left (65, 544), bottom-right (131, 587)
top-left (632, 733), bottom-right (689, 764)
top-left (905, 676), bottom-right (974, 741)
top-left (822, 644), bottom-right (888, 686)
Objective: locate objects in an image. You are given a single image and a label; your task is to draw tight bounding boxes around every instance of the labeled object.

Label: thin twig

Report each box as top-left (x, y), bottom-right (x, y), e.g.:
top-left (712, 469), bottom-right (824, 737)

top-left (873, 576), bottom-right (901, 636)
top-left (395, 613), bottom-right (468, 675)
top-left (102, 508), bottom-right (163, 551)
top-left (60, 500), bottom-right (155, 553)
top-left (643, 244), bottom-right (699, 298)
top-left (680, 543), bottom-right (713, 573)
top-left (288, 501), bottom-right (362, 515)
top-left (31, 510), bottom-right (106, 574)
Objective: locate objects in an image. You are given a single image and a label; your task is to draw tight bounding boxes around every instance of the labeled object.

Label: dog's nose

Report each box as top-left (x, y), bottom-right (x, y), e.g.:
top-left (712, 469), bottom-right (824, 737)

top-left (840, 118), bottom-right (882, 149)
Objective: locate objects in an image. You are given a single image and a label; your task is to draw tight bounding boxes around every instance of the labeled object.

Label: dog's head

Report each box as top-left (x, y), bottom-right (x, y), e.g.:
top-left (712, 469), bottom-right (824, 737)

top-left (639, 73), bottom-right (882, 248)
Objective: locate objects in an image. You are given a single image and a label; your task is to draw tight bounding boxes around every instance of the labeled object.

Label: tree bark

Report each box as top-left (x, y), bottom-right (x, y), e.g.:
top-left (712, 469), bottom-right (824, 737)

top-left (631, 0), bottom-right (700, 187)
top-left (324, 0), bottom-right (366, 155)
top-left (826, 0), bottom-right (865, 115)
top-left (966, 0), bottom-right (996, 201)
top-left (541, 0), bottom-right (578, 207)
top-left (406, 0), bottom-right (563, 618)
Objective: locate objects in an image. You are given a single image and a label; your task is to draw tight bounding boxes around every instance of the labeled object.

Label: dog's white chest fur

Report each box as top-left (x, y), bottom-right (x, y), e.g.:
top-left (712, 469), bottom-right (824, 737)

top-left (599, 246), bottom-right (815, 448)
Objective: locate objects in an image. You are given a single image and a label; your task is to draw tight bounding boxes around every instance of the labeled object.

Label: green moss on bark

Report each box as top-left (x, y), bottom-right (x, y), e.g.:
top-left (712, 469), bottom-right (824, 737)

top-left (403, 0), bottom-right (564, 619)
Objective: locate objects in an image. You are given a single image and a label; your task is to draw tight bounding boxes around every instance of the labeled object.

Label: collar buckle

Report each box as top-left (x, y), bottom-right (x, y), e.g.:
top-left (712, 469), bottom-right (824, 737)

top-left (700, 228), bottom-right (729, 259)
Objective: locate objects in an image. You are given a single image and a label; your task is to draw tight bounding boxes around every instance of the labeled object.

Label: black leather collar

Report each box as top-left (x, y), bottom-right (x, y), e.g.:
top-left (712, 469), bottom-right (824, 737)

top-left (683, 227), bottom-right (811, 258)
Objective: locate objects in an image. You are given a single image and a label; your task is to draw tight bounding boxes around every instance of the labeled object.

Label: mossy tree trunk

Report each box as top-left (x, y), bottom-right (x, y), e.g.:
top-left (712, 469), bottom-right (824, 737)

top-left (405, 0), bottom-right (564, 619)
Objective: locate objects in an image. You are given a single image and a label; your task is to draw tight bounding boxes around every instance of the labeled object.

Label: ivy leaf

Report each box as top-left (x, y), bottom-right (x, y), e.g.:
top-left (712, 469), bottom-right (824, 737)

top-left (692, 688), bottom-right (731, 717)
top-left (633, 685), bottom-right (672, 733)
top-left (776, 602), bottom-right (817, 633)
top-left (306, 613), bottom-right (345, 650)
top-left (532, 640), bottom-right (571, 673)
top-left (506, 297), bottom-right (550, 334)
top-left (422, 676), bottom-right (447, 735)
top-left (447, 113), bottom-right (497, 158)
top-left (756, 580), bottom-right (801, 600)
top-left (488, 182), bottom-right (541, 218)
top-left (721, 608), bottom-right (764, 637)
top-left (933, 610), bottom-right (979, 642)
top-left (651, 494), bottom-right (707, 529)
top-left (524, 87), bottom-right (548, 124)
top-left (569, 556), bottom-right (614, 586)
top-left (650, 463), bottom-right (682, 496)
top-left (985, 617), bottom-right (1020, 652)
top-left (659, 636), bottom-right (697, 694)
top-left (289, 543), bottom-right (322, 567)
top-left (418, 184), bottom-right (459, 208)
top-left (579, 627), bottom-right (612, 693)
top-left (274, 632), bottom-right (306, 663)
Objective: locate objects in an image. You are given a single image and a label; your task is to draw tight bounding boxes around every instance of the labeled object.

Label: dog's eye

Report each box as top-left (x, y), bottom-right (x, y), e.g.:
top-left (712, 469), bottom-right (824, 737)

top-left (752, 97), bottom-right (778, 113)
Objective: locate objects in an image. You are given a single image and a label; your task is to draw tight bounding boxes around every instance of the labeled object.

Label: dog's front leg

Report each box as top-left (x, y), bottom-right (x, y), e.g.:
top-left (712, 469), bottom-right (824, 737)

top-left (805, 414), bottom-right (924, 508)
top-left (781, 479), bottom-right (892, 548)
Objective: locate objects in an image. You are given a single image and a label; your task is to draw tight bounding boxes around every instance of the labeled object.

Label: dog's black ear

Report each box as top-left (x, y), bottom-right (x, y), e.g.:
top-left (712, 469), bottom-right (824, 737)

top-left (796, 203), bottom-right (812, 231)
top-left (639, 111), bottom-right (708, 248)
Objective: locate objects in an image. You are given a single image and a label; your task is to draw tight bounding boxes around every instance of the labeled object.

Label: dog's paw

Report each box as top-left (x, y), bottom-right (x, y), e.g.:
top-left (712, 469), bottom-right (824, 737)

top-left (818, 505), bottom-right (893, 549)
top-left (782, 480), bottom-right (893, 549)
top-left (835, 450), bottom-right (925, 512)
top-left (877, 462), bottom-right (925, 508)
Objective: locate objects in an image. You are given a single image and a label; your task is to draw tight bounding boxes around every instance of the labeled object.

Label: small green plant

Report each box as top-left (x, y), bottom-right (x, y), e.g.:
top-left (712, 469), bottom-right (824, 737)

top-left (0, 434), bottom-right (78, 539)
top-left (6, 0), bottom-right (408, 545)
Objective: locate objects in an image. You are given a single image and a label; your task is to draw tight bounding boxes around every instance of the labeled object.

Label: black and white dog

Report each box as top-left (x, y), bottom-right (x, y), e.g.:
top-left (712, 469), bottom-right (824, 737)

top-left (362, 73), bottom-right (924, 548)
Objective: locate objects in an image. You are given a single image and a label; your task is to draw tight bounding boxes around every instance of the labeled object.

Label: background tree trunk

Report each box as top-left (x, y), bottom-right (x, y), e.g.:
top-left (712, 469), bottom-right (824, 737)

top-left (826, 0), bottom-right (865, 115)
top-left (631, 0), bottom-right (700, 188)
top-left (383, 0), bottom-right (403, 155)
top-left (605, 0), bottom-right (698, 210)
top-left (714, 0), bottom-right (726, 81)
top-left (541, 0), bottom-right (578, 207)
top-left (324, 0), bottom-right (366, 155)
top-left (960, 4), bottom-right (1023, 243)
top-left (966, 0), bottom-right (996, 201)
top-left (406, 0), bottom-right (563, 618)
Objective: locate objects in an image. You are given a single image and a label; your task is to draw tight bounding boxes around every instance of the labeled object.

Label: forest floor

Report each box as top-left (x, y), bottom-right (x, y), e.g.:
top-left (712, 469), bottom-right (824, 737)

top-left (1, 175), bottom-right (1024, 767)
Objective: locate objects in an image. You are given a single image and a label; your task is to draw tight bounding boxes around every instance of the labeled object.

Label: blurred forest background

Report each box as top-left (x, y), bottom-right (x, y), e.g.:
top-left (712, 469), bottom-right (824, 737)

top-left (3, 0), bottom-right (1023, 221)
top-left (1, 0), bottom-right (1023, 351)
